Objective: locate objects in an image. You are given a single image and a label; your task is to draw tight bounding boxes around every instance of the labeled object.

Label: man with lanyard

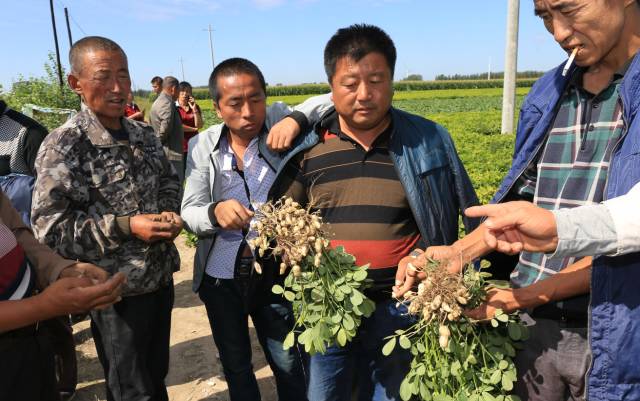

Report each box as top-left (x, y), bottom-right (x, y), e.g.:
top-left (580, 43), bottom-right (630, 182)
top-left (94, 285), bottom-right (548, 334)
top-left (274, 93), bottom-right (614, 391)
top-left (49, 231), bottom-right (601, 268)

top-left (181, 57), bottom-right (332, 401)
top-left (398, 1), bottom-right (640, 400)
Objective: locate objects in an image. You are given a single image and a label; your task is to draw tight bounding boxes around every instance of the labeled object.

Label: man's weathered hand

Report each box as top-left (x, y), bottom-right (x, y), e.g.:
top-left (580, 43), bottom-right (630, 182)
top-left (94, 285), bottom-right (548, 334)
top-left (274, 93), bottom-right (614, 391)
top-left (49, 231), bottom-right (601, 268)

top-left (41, 272), bottom-right (127, 315)
top-left (464, 287), bottom-right (518, 320)
top-left (160, 211), bottom-right (184, 239)
top-left (465, 202), bottom-right (558, 255)
top-left (433, 245), bottom-right (465, 274)
top-left (393, 249), bottom-right (424, 298)
top-left (59, 262), bottom-right (110, 284)
top-left (266, 116), bottom-right (300, 151)
top-left (130, 214), bottom-right (177, 243)
top-left (214, 199), bottom-right (254, 230)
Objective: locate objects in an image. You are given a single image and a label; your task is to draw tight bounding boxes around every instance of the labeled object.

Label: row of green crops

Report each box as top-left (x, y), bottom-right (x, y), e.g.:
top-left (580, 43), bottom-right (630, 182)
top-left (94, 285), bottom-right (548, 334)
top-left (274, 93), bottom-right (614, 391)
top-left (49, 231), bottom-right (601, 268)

top-left (188, 79), bottom-right (536, 100)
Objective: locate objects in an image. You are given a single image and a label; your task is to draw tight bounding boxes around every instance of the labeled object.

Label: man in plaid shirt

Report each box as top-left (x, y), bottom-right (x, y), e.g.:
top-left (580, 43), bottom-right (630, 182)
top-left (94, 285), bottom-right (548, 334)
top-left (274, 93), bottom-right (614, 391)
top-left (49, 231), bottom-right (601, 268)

top-left (395, 1), bottom-right (640, 400)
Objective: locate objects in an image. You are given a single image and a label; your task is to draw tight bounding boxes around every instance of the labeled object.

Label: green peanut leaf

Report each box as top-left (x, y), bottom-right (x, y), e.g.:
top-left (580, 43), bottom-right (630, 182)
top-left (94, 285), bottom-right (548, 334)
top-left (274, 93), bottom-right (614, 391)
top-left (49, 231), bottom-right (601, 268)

top-left (382, 337), bottom-right (397, 356)
top-left (283, 331), bottom-right (295, 350)
top-left (502, 374), bottom-right (514, 391)
top-left (350, 291), bottom-right (363, 306)
top-left (489, 369), bottom-right (502, 384)
top-left (508, 323), bottom-right (521, 341)
top-left (399, 377), bottom-right (413, 401)
top-left (342, 314), bottom-right (355, 330)
top-left (399, 335), bottom-right (411, 350)
top-left (272, 284), bottom-right (284, 294)
top-left (353, 269), bottom-right (367, 281)
top-left (496, 313), bottom-right (509, 323)
top-left (498, 360), bottom-right (509, 370)
top-left (283, 291), bottom-right (295, 302)
top-left (337, 328), bottom-right (347, 347)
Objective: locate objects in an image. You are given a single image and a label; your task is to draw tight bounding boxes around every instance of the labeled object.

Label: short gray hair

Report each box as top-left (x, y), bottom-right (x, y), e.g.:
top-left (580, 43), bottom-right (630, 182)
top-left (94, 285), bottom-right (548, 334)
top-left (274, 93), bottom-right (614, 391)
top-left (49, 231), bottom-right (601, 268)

top-left (163, 76), bottom-right (179, 89)
top-left (69, 36), bottom-right (127, 74)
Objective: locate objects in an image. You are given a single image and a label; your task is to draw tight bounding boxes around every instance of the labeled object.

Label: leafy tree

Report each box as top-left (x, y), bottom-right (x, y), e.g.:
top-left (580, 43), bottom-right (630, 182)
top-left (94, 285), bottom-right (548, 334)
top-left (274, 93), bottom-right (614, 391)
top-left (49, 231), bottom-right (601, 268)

top-left (403, 74), bottom-right (423, 81)
top-left (1, 53), bottom-right (79, 131)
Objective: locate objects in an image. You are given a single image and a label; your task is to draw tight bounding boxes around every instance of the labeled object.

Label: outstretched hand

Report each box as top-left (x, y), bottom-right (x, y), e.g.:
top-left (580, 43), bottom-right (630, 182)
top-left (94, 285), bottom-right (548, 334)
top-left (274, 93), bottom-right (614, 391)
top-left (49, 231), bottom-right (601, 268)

top-left (42, 272), bottom-right (127, 315)
top-left (464, 202), bottom-right (558, 255)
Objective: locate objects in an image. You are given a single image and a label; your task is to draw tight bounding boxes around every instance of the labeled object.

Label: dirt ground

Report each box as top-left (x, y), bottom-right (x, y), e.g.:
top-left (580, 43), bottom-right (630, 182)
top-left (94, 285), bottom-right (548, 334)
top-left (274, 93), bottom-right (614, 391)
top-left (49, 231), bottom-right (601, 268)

top-left (73, 235), bottom-right (278, 401)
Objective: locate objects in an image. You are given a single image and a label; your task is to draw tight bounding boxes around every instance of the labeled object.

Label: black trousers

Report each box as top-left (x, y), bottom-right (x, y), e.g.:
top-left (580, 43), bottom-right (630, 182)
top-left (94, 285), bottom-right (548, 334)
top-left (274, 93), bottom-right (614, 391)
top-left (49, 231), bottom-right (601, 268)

top-left (90, 284), bottom-right (174, 401)
top-left (0, 328), bottom-right (60, 401)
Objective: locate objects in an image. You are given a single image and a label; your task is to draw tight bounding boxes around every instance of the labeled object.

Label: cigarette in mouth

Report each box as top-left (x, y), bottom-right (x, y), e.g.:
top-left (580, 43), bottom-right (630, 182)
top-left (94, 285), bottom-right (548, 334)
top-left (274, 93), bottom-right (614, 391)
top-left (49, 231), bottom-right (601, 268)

top-left (562, 47), bottom-right (579, 77)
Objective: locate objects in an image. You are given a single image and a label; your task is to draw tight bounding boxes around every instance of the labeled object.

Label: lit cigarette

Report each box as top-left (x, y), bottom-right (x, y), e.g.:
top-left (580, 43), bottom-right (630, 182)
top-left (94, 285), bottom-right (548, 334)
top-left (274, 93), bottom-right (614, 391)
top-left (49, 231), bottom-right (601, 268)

top-left (562, 47), bottom-right (579, 77)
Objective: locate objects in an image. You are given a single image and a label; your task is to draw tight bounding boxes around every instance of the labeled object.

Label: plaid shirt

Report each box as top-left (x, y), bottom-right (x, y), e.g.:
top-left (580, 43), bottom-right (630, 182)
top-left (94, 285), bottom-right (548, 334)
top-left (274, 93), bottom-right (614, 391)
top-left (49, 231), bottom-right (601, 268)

top-left (511, 70), bottom-right (625, 288)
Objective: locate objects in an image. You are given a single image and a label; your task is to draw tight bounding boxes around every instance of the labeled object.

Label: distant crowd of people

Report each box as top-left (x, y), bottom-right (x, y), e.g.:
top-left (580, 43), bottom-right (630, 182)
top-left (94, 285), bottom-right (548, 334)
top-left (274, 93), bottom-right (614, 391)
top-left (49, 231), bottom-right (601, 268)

top-left (3, 2), bottom-right (640, 401)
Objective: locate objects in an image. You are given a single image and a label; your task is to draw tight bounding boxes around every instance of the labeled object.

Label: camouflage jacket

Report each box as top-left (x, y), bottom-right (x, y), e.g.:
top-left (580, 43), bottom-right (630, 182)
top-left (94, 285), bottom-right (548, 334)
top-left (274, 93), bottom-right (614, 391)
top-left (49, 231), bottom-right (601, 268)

top-left (31, 109), bottom-right (181, 296)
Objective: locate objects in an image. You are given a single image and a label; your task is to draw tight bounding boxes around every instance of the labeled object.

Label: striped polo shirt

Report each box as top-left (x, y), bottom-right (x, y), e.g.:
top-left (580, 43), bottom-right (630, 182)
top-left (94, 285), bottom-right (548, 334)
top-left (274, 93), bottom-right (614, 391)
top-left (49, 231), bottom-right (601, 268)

top-left (279, 110), bottom-right (421, 295)
top-left (0, 222), bottom-right (34, 300)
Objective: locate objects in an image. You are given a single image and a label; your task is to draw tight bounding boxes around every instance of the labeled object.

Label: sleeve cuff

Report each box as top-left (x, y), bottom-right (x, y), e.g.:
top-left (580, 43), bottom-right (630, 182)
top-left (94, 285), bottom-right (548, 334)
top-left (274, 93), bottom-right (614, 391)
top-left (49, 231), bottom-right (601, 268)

top-left (208, 202), bottom-right (220, 228)
top-left (287, 111), bottom-right (310, 134)
top-left (115, 216), bottom-right (132, 238)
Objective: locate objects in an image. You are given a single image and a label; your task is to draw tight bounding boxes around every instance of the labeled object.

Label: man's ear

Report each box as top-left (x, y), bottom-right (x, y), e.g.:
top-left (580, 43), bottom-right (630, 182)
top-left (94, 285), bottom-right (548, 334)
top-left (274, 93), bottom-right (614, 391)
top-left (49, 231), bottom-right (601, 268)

top-left (213, 101), bottom-right (222, 119)
top-left (67, 73), bottom-right (82, 97)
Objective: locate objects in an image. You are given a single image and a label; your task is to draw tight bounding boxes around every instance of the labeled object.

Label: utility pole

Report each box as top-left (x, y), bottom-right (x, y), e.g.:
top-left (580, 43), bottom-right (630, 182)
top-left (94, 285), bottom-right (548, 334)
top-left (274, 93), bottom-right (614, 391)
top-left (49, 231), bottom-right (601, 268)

top-left (204, 24), bottom-right (215, 71)
top-left (488, 57), bottom-right (492, 80)
top-left (179, 57), bottom-right (185, 81)
top-left (64, 7), bottom-right (73, 47)
top-left (501, 0), bottom-right (520, 134)
top-left (49, 0), bottom-right (64, 89)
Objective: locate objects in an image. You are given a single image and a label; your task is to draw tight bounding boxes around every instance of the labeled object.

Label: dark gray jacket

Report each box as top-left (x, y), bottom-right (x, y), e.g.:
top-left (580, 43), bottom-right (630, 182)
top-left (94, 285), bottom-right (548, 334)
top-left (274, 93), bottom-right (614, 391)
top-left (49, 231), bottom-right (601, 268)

top-left (150, 92), bottom-right (184, 163)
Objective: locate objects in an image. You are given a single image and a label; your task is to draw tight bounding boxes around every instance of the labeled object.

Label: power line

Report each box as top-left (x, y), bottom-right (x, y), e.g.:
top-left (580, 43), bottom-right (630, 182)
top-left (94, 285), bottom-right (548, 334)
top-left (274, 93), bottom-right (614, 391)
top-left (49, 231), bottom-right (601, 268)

top-left (53, 0), bottom-right (87, 36)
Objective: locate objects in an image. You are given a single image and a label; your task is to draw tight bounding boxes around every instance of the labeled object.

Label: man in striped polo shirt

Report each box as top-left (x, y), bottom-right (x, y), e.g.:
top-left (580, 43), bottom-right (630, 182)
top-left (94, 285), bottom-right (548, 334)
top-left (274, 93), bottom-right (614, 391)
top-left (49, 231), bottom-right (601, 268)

top-left (274, 24), bottom-right (479, 401)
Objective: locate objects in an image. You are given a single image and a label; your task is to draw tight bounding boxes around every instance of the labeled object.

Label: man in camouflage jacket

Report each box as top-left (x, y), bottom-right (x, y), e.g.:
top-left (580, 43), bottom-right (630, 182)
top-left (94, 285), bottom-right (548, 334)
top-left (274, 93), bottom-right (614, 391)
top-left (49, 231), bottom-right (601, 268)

top-left (31, 36), bottom-right (182, 401)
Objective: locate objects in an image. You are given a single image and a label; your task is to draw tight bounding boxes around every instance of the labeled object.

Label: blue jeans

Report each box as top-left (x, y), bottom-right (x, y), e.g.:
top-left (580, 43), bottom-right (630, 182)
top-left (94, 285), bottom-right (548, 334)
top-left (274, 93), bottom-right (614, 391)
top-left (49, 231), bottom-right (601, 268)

top-left (198, 275), bottom-right (307, 401)
top-left (307, 299), bottom-right (414, 401)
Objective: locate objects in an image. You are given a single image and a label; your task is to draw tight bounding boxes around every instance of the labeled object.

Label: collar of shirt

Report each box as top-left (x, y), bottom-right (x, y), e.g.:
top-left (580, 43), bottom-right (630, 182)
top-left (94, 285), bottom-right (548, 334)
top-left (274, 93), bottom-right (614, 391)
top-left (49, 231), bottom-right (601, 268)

top-left (569, 58), bottom-right (632, 92)
top-left (317, 109), bottom-right (392, 149)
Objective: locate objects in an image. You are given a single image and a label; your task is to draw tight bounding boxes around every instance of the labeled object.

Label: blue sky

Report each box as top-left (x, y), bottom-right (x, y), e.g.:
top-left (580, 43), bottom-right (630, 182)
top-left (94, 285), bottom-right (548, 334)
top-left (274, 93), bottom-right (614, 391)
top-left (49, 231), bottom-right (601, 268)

top-left (2, 0), bottom-right (567, 92)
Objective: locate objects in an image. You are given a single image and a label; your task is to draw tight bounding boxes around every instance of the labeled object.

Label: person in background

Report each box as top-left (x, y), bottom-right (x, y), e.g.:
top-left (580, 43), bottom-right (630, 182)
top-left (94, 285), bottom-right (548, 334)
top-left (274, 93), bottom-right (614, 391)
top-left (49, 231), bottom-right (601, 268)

top-left (124, 92), bottom-right (144, 122)
top-left (0, 188), bottom-right (125, 401)
top-left (0, 100), bottom-right (48, 176)
top-left (176, 81), bottom-right (202, 172)
top-left (150, 76), bottom-right (185, 181)
top-left (150, 76), bottom-right (163, 95)
top-left (149, 76), bottom-right (163, 104)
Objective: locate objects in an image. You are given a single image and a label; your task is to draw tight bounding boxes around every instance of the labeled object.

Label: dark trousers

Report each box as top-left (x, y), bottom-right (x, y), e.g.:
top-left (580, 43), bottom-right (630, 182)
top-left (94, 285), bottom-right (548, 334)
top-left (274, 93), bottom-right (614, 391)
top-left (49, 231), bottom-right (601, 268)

top-left (198, 275), bottom-right (307, 401)
top-left (0, 329), bottom-right (60, 401)
top-left (514, 314), bottom-right (590, 401)
top-left (90, 284), bottom-right (174, 401)
top-left (49, 317), bottom-right (78, 394)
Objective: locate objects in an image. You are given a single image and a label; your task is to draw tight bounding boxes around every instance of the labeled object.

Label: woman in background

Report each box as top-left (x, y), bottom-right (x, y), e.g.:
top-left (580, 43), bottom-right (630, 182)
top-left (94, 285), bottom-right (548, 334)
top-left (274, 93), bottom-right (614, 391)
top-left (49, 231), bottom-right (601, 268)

top-left (176, 81), bottom-right (203, 171)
